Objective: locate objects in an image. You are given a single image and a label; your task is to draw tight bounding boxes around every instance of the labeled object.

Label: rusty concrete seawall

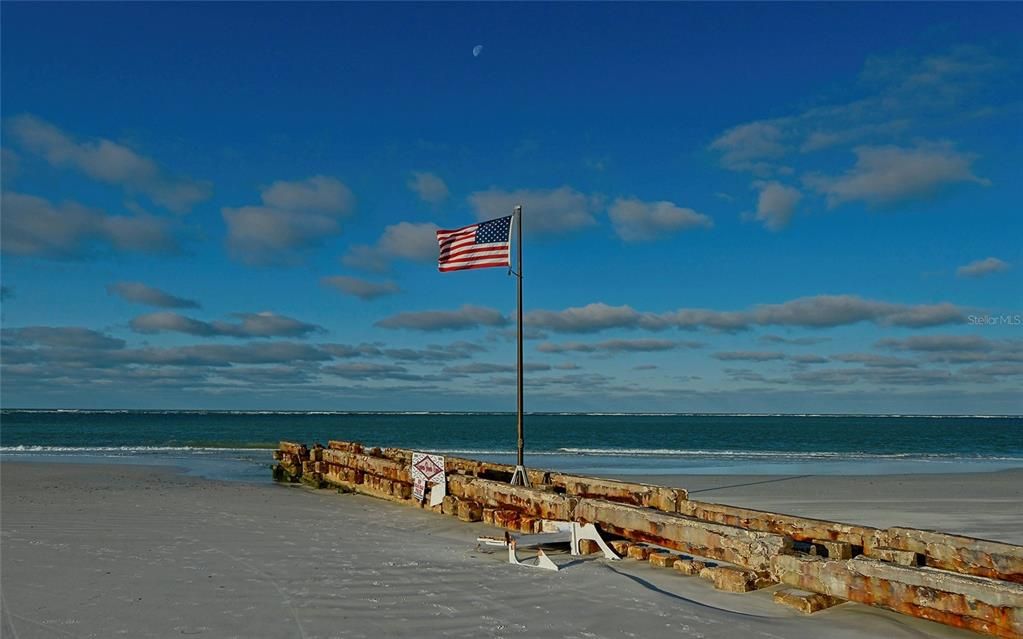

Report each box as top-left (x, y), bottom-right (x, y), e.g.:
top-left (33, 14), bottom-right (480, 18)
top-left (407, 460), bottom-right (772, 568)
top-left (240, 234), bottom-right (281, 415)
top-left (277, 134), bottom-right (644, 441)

top-left (273, 439), bottom-right (1023, 638)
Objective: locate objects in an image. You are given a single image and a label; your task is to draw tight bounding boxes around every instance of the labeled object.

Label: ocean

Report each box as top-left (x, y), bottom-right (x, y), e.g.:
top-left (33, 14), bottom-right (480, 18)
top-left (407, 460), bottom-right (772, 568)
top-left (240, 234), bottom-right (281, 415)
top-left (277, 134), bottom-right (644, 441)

top-left (2, 410), bottom-right (1022, 482)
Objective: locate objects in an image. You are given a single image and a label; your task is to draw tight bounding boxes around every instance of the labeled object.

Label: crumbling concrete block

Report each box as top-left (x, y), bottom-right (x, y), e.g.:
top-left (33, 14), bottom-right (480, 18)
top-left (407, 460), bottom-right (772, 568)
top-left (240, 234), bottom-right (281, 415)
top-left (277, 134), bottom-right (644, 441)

top-left (446, 475), bottom-right (576, 521)
top-left (771, 554), bottom-right (1023, 638)
top-left (875, 527), bottom-right (1023, 584)
top-left (457, 499), bottom-right (483, 522)
top-left (493, 509), bottom-right (519, 529)
top-left (812, 539), bottom-right (853, 560)
top-left (867, 547), bottom-right (921, 566)
top-left (320, 449), bottom-right (412, 484)
top-left (574, 498), bottom-right (791, 573)
top-left (279, 441), bottom-right (308, 457)
top-left (700, 565), bottom-right (758, 592)
top-left (649, 552), bottom-right (679, 568)
top-left (677, 499), bottom-right (877, 549)
top-left (773, 588), bottom-right (843, 614)
top-left (578, 539), bottom-right (601, 555)
top-left (549, 473), bottom-right (687, 512)
top-left (518, 517), bottom-right (539, 534)
top-left (674, 559), bottom-right (707, 575)
top-left (327, 440), bottom-right (363, 453)
top-left (627, 544), bottom-right (654, 560)
top-left (610, 540), bottom-right (633, 556)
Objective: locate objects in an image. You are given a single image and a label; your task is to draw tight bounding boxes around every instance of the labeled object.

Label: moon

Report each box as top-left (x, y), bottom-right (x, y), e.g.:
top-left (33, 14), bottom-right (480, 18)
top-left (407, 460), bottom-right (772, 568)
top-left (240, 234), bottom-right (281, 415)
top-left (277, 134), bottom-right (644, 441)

top-left (472, 45), bottom-right (483, 58)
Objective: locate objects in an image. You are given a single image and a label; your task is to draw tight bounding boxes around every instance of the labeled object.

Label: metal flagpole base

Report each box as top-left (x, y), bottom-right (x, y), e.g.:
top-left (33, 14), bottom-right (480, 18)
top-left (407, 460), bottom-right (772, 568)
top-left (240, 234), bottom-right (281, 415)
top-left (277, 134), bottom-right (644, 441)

top-left (510, 465), bottom-right (531, 487)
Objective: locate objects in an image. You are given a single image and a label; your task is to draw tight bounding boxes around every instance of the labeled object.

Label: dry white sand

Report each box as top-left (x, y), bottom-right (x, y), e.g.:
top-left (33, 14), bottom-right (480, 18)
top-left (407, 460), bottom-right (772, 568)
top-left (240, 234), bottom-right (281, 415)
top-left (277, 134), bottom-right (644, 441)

top-left (3, 462), bottom-right (1017, 639)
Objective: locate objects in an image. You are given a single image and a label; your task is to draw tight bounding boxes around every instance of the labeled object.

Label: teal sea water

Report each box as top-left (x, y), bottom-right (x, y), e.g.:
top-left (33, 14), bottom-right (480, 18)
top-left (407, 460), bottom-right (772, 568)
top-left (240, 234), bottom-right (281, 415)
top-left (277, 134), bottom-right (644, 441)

top-left (2, 410), bottom-right (1022, 482)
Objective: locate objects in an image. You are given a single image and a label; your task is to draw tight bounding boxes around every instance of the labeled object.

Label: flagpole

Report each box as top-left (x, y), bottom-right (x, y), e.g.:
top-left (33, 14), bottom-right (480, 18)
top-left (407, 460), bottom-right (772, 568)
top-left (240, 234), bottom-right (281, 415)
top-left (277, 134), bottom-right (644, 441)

top-left (511, 204), bottom-right (529, 487)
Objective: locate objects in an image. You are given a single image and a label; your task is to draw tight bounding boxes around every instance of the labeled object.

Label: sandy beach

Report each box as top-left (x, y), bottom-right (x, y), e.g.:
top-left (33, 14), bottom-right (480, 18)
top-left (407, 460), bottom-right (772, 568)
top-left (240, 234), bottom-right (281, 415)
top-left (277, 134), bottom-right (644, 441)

top-left (2, 462), bottom-right (1019, 639)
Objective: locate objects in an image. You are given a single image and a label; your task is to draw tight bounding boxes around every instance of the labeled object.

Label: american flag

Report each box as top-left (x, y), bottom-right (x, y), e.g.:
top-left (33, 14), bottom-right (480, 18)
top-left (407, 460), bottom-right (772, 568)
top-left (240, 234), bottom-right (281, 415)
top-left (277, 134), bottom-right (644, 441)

top-left (436, 215), bottom-right (513, 272)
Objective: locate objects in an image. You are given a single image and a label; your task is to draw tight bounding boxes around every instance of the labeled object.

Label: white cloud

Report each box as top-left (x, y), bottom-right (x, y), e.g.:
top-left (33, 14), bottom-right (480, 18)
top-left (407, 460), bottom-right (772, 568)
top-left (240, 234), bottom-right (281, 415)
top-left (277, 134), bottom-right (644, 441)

top-left (261, 175), bottom-right (353, 212)
top-left (130, 311), bottom-right (322, 338)
top-left (1, 192), bottom-right (179, 258)
top-left (407, 171), bottom-right (449, 204)
top-left (107, 282), bottom-right (199, 308)
top-left (375, 305), bottom-right (508, 331)
top-left (6, 114), bottom-right (210, 213)
top-left (468, 186), bottom-right (599, 235)
top-left (343, 221), bottom-right (440, 272)
top-left (708, 45), bottom-right (1006, 224)
top-left (222, 175), bottom-right (354, 265)
top-left (800, 120), bottom-right (911, 153)
top-left (526, 303), bottom-right (658, 334)
top-left (608, 198), bottom-right (712, 242)
top-left (377, 222), bottom-right (440, 261)
top-left (713, 351), bottom-right (786, 362)
top-left (710, 121), bottom-right (787, 172)
top-left (804, 142), bottom-right (989, 207)
top-left (321, 275), bottom-right (400, 300)
top-left (2, 326), bottom-right (126, 350)
top-left (520, 294), bottom-right (968, 334)
top-left (537, 339), bottom-right (700, 354)
top-left (750, 181), bottom-right (802, 230)
top-left (956, 257), bottom-right (1010, 279)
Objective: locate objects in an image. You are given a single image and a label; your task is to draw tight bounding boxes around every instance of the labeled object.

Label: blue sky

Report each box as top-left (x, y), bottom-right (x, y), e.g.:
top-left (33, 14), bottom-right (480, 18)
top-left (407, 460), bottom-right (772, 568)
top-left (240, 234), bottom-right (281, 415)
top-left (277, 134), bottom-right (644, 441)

top-left (2, 2), bottom-right (1021, 413)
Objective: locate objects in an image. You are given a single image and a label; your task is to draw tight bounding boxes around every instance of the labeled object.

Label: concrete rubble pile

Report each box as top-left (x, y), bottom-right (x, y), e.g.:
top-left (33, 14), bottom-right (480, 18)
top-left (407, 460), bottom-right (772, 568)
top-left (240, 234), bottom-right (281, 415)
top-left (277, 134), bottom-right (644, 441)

top-left (273, 439), bottom-right (1023, 638)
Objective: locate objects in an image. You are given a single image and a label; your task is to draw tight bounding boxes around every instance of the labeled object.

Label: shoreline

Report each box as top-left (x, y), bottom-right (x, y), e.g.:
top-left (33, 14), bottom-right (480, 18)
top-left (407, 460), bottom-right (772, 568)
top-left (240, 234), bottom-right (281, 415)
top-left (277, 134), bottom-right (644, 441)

top-left (4, 450), bottom-right (1022, 485)
top-left (4, 461), bottom-right (1013, 639)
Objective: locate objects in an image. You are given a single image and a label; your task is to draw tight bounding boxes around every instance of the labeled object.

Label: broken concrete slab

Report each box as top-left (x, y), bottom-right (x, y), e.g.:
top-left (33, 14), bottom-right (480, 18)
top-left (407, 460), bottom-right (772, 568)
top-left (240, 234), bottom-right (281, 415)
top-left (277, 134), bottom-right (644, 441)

top-left (649, 552), bottom-right (678, 568)
top-left (610, 540), bottom-right (633, 556)
top-left (771, 553), bottom-right (1023, 639)
top-left (867, 547), bottom-right (921, 566)
top-left (677, 499), bottom-right (877, 549)
top-left (549, 473), bottom-right (687, 512)
top-left (674, 559), bottom-right (708, 576)
top-left (773, 588), bottom-right (843, 614)
top-left (627, 544), bottom-right (654, 560)
top-left (700, 565), bottom-right (759, 593)
top-left (446, 475), bottom-right (576, 521)
top-left (457, 499), bottom-right (483, 523)
top-left (875, 527), bottom-right (1023, 584)
top-left (811, 539), bottom-right (853, 560)
top-left (574, 498), bottom-right (791, 573)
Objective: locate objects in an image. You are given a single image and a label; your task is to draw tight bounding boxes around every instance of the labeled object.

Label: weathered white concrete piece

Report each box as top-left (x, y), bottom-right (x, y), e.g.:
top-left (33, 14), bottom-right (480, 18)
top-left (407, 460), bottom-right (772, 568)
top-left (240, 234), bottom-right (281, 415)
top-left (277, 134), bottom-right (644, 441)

top-left (772, 588), bottom-right (843, 614)
top-left (549, 473), bottom-right (687, 511)
top-left (876, 527), bottom-right (1023, 584)
top-left (700, 565), bottom-right (760, 592)
top-left (677, 499), bottom-right (878, 549)
top-left (574, 498), bottom-right (790, 574)
top-left (446, 475), bottom-right (577, 521)
top-left (772, 553), bottom-right (1023, 638)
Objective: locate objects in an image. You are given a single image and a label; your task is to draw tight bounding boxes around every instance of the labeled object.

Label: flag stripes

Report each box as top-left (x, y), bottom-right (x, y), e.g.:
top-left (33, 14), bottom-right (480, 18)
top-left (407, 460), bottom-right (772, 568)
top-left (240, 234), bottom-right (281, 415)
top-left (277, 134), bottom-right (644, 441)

top-left (436, 215), bottom-right (512, 272)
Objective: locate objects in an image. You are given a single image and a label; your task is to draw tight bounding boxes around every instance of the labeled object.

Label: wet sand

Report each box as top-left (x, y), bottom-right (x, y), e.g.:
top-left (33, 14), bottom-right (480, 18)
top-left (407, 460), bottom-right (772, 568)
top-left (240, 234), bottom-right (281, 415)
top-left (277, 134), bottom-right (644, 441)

top-left (3, 462), bottom-right (1018, 639)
